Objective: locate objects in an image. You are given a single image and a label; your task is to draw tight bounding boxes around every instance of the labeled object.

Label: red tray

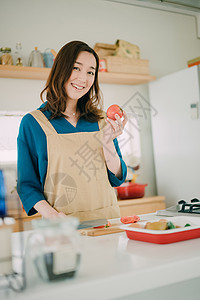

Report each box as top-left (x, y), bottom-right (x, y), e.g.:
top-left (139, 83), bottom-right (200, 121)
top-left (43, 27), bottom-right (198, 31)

top-left (120, 216), bottom-right (200, 244)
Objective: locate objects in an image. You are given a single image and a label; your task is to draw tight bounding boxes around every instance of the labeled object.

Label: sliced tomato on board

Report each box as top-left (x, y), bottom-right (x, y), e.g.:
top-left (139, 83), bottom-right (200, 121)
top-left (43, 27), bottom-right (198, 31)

top-left (120, 215), bottom-right (140, 224)
top-left (93, 225), bottom-right (104, 228)
top-left (93, 221), bottom-right (111, 229)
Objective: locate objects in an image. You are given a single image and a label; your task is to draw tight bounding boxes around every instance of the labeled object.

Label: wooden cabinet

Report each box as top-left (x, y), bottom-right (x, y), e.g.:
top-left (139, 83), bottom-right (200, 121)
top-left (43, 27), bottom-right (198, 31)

top-left (8, 209), bottom-right (41, 232)
top-left (0, 65), bottom-right (156, 85)
top-left (9, 196), bottom-right (165, 232)
top-left (118, 196), bottom-right (166, 217)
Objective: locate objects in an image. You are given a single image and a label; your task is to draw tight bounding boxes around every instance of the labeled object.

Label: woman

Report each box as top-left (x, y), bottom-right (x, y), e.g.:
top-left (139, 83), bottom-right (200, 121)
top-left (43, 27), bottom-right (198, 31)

top-left (17, 41), bottom-right (127, 221)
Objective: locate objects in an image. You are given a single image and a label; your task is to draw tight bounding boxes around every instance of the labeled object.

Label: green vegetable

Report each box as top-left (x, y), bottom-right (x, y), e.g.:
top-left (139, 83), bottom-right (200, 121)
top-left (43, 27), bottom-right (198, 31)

top-left (184, 223), bottom-right (191, 227)
top-left (167, 221), bottom-right (176, 229)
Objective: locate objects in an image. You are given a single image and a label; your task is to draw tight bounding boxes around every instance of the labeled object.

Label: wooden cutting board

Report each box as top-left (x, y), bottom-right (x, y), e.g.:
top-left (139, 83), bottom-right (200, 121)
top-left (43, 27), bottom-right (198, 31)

top-left (79, 224), bottom-right (124, 236)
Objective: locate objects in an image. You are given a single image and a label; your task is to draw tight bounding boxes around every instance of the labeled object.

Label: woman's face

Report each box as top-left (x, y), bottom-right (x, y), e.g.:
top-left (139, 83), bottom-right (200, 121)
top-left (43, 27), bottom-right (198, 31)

top-left (65, 51), bottom-right (97, 102)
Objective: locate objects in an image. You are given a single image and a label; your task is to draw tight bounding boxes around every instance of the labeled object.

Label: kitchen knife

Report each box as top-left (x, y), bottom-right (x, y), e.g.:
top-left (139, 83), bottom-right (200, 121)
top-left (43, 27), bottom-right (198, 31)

top-left (77, 218), bottom-right (107, 230)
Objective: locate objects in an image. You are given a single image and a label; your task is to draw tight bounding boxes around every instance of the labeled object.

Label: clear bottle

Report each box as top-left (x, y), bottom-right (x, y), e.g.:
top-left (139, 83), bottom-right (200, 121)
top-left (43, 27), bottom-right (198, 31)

top-left (15, 42), bottom-right (23, 66)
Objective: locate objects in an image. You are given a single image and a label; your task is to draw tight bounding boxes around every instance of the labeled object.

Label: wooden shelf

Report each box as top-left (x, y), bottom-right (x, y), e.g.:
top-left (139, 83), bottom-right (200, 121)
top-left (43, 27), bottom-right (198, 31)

top-left (0, 65), bottom-right (156, 85)
top-left (0, 65), bottom-right (49, 80)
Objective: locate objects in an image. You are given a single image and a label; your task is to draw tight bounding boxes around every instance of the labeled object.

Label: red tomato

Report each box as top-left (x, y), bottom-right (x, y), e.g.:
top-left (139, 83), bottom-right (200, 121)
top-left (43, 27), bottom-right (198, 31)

top-left (120, 215), bottom-right (140, 224)
top-left (106, 105), bottom-right (123, 120)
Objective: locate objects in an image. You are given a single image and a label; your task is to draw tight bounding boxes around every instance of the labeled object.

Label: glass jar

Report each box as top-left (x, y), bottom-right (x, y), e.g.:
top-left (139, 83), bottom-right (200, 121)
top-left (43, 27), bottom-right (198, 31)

top-left (15, 42), bottom-right (23, 66)
top-left (28, 217), bottom-right (80, 281)
top-left (0, 48), bottom-right (13, 65)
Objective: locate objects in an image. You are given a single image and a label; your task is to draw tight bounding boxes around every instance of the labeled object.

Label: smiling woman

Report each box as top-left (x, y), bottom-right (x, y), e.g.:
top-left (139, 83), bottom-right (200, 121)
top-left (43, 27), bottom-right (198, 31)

top-left (17, 40), bottom-right (127, 221)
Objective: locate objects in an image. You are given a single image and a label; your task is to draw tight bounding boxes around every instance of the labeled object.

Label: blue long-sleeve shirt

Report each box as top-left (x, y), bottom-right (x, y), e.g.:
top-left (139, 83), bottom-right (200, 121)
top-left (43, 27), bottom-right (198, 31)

top-left (17, 104), bottom-right (127, 216)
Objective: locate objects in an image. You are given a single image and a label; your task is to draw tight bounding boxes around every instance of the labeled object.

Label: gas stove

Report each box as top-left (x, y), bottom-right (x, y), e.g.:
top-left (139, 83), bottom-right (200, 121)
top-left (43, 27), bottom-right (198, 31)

top-left (156, 198), bottom-right (200, 217)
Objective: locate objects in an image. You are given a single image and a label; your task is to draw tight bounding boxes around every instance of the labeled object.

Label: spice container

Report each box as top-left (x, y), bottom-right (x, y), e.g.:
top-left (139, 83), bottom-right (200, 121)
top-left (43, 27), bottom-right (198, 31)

top-left (0, 48), bottom-right (13, 65)
top-left (99, 59), bottom-right (107, 72)
top-left (28, 217), bottom-right (80, 281)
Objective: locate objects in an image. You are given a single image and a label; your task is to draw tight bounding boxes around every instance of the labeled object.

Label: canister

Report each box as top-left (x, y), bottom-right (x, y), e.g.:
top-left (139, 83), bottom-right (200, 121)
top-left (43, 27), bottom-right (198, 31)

top-left (0, 48), bottom-right (13, 65)
top-left (28, 47), bottom-right (44, 68)
top-left (28, 217), bottom-right (81, 281)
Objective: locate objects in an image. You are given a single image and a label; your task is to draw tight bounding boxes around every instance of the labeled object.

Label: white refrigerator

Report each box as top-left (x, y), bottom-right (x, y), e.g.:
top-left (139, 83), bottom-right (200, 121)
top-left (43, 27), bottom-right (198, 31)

top-left (149, 65), bottom-right (200, 208)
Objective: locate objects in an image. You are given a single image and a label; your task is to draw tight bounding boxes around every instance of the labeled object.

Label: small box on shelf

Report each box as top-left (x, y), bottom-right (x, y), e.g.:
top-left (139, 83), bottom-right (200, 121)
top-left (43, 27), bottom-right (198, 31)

top-left (105, 56), bottom-right (149, 75)
top-left (187, 56), bottom-right (200, 68)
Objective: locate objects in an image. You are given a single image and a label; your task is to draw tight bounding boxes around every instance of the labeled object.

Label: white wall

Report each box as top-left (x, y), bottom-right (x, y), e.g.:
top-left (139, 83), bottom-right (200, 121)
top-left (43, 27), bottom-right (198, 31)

top-left (0, 0), bottom-right (200, 199)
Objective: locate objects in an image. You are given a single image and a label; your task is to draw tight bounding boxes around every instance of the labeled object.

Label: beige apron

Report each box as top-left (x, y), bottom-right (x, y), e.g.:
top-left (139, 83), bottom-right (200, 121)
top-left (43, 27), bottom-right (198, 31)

top-left (30, 110), bottom-right (120, 221)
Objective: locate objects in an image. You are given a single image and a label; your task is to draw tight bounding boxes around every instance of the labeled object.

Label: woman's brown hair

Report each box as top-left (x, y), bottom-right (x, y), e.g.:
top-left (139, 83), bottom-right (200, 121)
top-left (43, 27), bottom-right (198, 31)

top-left (40, 40), bottom-right (103, 121)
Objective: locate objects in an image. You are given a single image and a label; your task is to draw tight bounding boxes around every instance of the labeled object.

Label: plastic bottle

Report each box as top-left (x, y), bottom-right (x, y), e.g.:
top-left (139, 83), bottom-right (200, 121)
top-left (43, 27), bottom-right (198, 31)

top-left (0, 170), bottom-right (6, 216)
top-left (43, 48), bottom-right (54, 68)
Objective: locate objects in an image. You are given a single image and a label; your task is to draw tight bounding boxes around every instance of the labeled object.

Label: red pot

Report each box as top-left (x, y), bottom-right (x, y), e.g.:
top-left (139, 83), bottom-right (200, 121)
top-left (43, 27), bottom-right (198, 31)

top-left (115, 182), bottom-right (148, 200)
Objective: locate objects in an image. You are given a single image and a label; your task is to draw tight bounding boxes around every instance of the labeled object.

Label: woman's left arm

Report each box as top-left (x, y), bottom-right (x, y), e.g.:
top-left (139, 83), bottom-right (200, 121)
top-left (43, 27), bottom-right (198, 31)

top-left (102, 111), bottom-right (128, 180)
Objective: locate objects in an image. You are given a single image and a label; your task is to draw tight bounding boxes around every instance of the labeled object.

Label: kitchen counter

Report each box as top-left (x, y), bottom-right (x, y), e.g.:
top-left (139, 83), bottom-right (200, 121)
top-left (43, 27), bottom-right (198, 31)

top-left (9, 196), bottom-right (166, 232)
top-left (1, 213), bottom-right (200, 300)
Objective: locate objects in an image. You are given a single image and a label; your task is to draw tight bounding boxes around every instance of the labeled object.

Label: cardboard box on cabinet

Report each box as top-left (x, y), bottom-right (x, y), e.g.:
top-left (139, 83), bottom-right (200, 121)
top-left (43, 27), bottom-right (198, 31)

top-left (105, 56), bottom-right (149, 75)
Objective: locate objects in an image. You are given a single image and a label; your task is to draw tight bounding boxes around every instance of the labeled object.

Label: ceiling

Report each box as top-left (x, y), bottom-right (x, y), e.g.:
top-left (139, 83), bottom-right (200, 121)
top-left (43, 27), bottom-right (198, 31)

top-left (106, 0), bottom-right (200, 13)
top-left (138, 0), bottom-right (200, 12)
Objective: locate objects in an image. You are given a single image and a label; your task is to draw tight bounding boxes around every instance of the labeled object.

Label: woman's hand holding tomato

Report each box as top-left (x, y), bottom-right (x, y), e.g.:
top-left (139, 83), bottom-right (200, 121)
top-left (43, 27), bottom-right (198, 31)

top-left (103, 105), bottom-right (128, 143)
top-left (106, 105), bottom-right (123, 120)
top-left (101, 104), bottom-right (127, 179)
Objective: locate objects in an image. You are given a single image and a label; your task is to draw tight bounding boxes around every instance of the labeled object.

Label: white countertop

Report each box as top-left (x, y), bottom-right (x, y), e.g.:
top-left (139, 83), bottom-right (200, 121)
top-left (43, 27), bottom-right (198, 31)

top-left (1, 213), bottom-right (200, 300)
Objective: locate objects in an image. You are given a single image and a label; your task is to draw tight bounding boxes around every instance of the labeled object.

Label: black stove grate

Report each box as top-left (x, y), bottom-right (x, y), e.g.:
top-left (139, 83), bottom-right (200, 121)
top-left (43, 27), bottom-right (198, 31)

top-left (178, 198), bottom-right (200, 214)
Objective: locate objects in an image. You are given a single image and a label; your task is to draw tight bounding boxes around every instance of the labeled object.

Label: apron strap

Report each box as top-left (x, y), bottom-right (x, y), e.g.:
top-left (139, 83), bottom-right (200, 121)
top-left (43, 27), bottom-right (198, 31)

top-left (98, 111), bottom-right (107, 130)
top-left (30, 110), bottom-right (107, 135)
top-left (29, 110), bottom-right (57, 136)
